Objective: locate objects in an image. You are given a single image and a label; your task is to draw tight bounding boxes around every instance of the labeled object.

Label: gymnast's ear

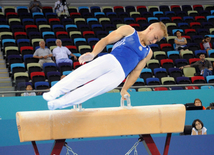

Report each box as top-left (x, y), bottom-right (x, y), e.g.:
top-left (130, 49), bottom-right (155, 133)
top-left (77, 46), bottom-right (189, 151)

top-left (148, 25), bottom-right (154, 31)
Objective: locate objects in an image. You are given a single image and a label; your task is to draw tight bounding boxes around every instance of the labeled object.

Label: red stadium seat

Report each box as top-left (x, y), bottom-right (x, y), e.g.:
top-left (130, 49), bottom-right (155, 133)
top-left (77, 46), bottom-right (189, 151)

top-left (191, 76), bottom-right (205, 84)
top-left (189, 58), bottom-right (200, 64)
top-left (154, 87), bottom-right (168, 91)
top-left (185, 86), bottom-right (199, 90)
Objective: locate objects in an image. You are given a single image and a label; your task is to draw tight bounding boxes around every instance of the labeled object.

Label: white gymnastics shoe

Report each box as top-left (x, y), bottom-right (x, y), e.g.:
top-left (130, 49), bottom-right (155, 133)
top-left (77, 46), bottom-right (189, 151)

top-left (47, 100), bottom-right (60, 110)
top-left (43, 92), bottom-right (56, 101)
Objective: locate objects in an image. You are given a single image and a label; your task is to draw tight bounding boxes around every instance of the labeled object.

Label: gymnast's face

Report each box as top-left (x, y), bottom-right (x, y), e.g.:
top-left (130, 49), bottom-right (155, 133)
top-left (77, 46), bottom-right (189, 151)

top-left (145, 25), bottom-right (164, 45)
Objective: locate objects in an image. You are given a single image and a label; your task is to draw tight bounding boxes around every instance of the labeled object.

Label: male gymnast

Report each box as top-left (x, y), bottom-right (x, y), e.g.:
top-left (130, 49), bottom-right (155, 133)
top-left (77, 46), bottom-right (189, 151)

top-left (43, 22), bottom-right (168, 110)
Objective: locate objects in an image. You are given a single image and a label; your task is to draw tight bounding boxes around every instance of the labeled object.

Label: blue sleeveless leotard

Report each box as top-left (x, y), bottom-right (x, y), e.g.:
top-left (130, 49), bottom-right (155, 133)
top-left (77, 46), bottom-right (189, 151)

top-left (110, 30), bottom-right (151, 77)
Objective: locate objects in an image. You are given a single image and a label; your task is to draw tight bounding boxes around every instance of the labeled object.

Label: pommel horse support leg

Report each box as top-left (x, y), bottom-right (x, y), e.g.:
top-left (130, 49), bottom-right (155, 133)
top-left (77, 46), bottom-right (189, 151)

top-left (16, 104), bottom-right (185, 155)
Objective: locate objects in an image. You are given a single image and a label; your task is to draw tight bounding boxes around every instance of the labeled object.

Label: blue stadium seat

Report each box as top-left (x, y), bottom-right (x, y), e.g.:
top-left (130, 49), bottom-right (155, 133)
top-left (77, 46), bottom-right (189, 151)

top-left (65, 24), bottom-right (78, 31)
top-left (106, 45), bottom-right (113, 52)
top-left (94, 12), bottom-right (105, 18)
top-left (51, 81), bottom-right (58, 86)
top-left (146, 77), bottom-right (160, 85)
top-left (176, 77), bottom-right (191, 84)
top-left (200, 86), bottom-right (214, 89)
top-left (206, 75), bottom-right (214, 83)
top-left (63, 71), bottom-right (72, 75)
top-left (42, 31), bottom-right (55, 38)
top-left (208, 49), bottom-right (214, 57)
top-left (17, 82), bottom-right (32, 90)
top-left (127, 88), bottom-right (136, 92)
top-left (34, 81), bottom-right (49, 90)
top-left (154, 68), bottom-right (168, 80)
top-left (168, 68), bottom-right (182, 78)
top-left (23, 54), bottom-right (33, 61)
top-left (32, 12), bottom-right (44, 18)
top-left (11, 63), bottom-right (25, 72)
top-left (194, 50), bottom-right (206, 57)
top-left (35, 18), bottom-right (48, 25)
top-left (171, 86), bottom-right (184, 90)
top-left (172, 29), bottom-right (183, 35)
top-left (147, 17), bottom-right (159, 23)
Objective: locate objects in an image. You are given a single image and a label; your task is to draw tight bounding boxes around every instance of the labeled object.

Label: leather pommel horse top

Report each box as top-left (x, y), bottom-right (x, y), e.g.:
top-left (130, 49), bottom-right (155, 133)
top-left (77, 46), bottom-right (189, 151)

top-left (16, 104), bottom-right (186, 142)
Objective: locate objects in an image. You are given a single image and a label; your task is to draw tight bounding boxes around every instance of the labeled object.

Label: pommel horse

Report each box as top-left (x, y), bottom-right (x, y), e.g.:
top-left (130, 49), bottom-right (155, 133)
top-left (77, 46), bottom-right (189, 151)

top-left (16, 98), bottom-right (185, 155)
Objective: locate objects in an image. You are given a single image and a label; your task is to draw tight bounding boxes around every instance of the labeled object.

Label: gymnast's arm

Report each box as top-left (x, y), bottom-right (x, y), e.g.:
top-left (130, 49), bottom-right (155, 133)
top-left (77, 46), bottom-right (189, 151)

top-left (91, 25), bottom-right (135, 57)
top-left (79, 25), bottom-right (134, 64)
top-left (120, 49), bottom-right (153, 100)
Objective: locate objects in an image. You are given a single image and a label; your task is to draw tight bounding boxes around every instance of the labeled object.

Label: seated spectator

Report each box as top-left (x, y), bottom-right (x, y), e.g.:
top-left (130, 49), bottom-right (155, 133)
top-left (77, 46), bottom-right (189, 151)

top-left (206, 102), bottom-right (214, 110)
top-left (191, 119), bottom-right (207, 135)
top-left (179, 53), bottom-right (213, 79)
top-left (53, 39), bottom-right (77, 67)
top-left (21, 85), bottom-right (36, 96)
top-left (194, 98), bottom-right (206, 110)
top-left (54, 0), bottom-right (68, 15)
top-left (33, 40), bottom-right (54, 68)
top-left (202, 36), bottom-right (212, 56)
top-left (174, 30), bottom-right (189, 52)
top-left (29, 0), bottom-right (42, 13)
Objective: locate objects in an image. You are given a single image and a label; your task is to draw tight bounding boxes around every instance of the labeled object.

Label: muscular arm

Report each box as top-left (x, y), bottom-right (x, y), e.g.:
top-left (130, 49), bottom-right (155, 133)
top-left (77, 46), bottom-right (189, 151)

top-left (91, 25), bottom-right (135, 57)
top-left (121, 50), bottom-right (153, 99)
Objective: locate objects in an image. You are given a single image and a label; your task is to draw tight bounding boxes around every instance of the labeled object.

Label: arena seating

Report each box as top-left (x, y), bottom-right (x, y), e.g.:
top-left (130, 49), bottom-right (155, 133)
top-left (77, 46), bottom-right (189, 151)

top-left (0, 4), bottom-right (214, 92)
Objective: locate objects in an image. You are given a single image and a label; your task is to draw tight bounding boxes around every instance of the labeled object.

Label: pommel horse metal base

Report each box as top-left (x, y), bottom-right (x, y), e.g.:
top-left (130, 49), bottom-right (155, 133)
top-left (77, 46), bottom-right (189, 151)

top-left (16, 98), bottom-right (185, 155)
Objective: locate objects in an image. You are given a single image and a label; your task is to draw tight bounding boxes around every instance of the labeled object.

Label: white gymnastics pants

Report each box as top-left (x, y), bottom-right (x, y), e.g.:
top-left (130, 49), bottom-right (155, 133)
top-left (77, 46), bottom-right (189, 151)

top-left (48, 54), bottom-right (125, 109)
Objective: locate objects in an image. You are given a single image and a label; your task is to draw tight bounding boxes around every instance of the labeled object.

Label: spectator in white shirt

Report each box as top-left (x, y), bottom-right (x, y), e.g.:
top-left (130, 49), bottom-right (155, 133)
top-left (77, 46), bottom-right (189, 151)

top-left (53, 39), bottom-right (77, 67)
top-left (191, 119), bottom-right (207, 135)
top-left (21, 85), bottom-right (36, 96)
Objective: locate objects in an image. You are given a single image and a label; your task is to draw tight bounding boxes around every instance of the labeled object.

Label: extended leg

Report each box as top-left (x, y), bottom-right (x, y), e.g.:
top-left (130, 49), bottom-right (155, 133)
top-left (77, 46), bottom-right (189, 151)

top-left (47, 62), bottom-right (125, 110)
top-left (43, 54), bottom-right (121, 101)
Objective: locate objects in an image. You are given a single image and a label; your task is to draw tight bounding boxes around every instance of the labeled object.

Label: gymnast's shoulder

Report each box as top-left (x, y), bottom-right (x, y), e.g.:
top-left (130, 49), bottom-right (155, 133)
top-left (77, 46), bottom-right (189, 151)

top-left (116, 25), bottom-right (135, 36)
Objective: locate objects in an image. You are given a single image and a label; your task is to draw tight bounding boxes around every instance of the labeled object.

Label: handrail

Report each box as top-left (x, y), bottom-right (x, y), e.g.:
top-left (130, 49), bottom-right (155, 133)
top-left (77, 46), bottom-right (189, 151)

top-left (0, 83), bottom-right (213, 94)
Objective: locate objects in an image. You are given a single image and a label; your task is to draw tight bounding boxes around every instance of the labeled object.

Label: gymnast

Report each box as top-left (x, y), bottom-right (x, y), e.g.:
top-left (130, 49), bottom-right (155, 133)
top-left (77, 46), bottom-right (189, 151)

top-left (43, 22), bottom-right (168, 110)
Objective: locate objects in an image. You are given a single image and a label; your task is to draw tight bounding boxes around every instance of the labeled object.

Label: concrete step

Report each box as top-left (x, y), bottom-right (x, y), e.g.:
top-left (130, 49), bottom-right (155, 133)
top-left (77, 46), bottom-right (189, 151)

top-left (0, 72), bottom-right (9, 77)
top-left (0, 68), bottom-right (8, 72)
top-left (0, 63), bottom-right (6, 68)
top-left (0, 59), bottom-right (5, 63)
top-left (0, 77), bottom-right (11, 82)
top-left (0, 86), bottom-right (14, 91)
top-left (0, 93), bottom-right (16, 97)
top-left (0, 81), bottom-right (12, 87)
top-left (0, 86), bottom-right (15, 97)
